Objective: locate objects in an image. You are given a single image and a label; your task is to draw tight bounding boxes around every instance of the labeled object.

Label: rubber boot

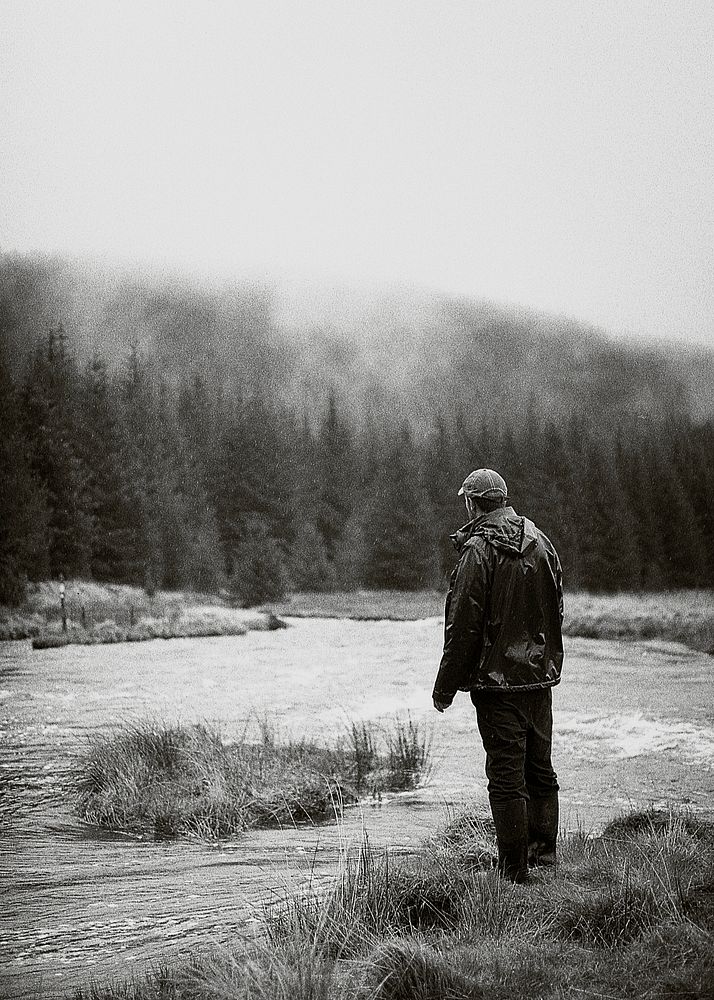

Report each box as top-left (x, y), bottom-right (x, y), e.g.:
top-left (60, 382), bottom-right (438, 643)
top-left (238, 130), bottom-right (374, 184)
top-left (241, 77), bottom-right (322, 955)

top-left (527, 791), bottom-right (559, 867)
top-left (490, 799), bottom-right (529, 884)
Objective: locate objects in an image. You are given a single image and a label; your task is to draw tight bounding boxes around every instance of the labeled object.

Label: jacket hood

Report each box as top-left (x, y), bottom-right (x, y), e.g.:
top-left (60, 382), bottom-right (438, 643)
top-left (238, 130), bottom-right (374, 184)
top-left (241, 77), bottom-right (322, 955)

top-left (451, 506), bottom-right (538, 557)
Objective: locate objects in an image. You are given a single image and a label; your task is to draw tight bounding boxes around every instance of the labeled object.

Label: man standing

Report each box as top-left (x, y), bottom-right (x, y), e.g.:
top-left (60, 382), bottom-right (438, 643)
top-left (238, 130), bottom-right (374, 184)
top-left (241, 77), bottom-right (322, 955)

top-left (432, 469), bottom-right (563, 884)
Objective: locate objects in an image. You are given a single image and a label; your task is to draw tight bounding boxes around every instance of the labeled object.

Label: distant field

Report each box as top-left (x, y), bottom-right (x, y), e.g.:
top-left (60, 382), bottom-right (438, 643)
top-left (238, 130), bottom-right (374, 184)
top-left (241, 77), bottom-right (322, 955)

top-left (265, 589), bottom-right (446, 620)
top-left (564, 589), bottom-right (714, 653)
top-left (266, 588), bottom-right (714, 654)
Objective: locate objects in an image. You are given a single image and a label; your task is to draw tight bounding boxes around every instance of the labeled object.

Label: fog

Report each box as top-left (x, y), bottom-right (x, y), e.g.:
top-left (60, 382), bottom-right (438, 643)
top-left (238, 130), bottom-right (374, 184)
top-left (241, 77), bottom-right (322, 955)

top-left (1, 3), bottom-right (713, 346)
top-left (2, 253), bottom-right (712, 428)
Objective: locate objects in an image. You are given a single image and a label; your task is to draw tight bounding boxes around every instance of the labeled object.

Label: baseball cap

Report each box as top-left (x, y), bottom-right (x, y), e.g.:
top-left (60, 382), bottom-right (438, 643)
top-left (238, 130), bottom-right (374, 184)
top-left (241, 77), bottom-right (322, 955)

top-left (458, 468), bottom-right (508, 499)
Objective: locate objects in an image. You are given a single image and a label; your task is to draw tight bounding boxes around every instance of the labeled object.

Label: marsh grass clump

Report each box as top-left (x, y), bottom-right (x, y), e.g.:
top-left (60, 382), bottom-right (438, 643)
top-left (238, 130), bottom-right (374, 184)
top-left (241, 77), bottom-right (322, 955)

top-left (386, 716), bottom-right (432, 791)
top-left (348, 722), bottom-right (378, 793)
top-left (75, 717), bottom-right (431, 839)
top-left (553, 872), bottom-right (665, 947)
top-left (429, 811), bottom-right (496, 870)
top-left (265, 807), bottom-right (714, 998)
top-left (360, 939), bottom-right (483, 1000)
top-left (602, 805), bottom-right (712, 843)
top-left (2, 579), bottom-right (269, 645)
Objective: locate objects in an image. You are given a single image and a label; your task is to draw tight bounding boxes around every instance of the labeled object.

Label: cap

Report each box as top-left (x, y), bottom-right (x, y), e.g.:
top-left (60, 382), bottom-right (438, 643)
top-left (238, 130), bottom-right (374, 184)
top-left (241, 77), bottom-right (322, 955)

top-left (458, 468), bottom-right (508, 500)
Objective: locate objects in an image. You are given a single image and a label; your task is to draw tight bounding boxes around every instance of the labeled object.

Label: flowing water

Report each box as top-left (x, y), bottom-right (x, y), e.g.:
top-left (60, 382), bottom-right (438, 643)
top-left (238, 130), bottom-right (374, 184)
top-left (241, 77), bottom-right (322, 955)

top-left (1, 618), bottom-right (713, 998)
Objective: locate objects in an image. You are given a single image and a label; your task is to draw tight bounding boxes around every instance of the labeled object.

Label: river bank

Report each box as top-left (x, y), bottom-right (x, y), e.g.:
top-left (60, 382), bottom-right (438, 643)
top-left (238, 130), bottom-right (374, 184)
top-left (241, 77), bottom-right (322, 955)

top-left (266, 588), bottom-right (714, 654)
top-left (2, 582), bottom-right (713, 653)
top-left (0, 581), bottom-right (273, 645)
top-left (72, 808), bottom-right (714, 1000)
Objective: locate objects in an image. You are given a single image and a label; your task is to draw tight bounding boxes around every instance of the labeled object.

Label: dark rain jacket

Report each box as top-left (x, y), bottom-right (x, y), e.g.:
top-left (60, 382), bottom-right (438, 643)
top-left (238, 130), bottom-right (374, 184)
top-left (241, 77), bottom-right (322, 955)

top-left (432, 506), bottom-right (564, 704)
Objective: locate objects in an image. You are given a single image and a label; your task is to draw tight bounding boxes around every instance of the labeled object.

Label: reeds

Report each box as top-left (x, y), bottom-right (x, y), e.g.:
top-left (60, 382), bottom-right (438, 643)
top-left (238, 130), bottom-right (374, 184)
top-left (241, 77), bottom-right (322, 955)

top-left (74, 717), bottom-right (432, 839)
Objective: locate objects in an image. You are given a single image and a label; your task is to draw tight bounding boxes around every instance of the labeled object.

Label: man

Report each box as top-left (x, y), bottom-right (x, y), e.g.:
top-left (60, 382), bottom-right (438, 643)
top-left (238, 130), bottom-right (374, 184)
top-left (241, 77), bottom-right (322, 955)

top-left (432, 468), bottom-right (563, 884)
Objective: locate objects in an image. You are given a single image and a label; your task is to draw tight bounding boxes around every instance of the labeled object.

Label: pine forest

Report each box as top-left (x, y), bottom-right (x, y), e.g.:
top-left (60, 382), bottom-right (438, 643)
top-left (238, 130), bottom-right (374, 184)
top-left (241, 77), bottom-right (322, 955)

top-left (1, 256), bottom-right (713, 606)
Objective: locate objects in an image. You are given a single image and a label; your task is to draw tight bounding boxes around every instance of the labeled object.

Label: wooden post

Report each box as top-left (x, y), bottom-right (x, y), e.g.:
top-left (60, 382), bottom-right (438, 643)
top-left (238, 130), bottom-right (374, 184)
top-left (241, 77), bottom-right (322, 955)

top-left (59, 579), bottom-right (67, 634)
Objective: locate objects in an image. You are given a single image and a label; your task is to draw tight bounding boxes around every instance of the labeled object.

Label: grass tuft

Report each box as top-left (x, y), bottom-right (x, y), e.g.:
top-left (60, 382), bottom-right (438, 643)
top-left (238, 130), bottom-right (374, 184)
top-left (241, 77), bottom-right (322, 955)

top-left (361, 939), bottom-right (483, 1000)
top-left (386, 716), bottom-right (432, 791)
top-left (554, 872), bottom-right (665, 947)
top-left (429, 811), bottom-right (496, 871)
top-left (602, 805), bottom-right (711, 842)
top-left (74, 717), bottom-right (432, 839)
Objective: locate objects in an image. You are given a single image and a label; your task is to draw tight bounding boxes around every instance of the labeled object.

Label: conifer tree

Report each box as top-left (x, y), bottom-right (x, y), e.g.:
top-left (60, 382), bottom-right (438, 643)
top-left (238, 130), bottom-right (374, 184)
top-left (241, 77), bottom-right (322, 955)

top-left (423, 417), bottom-right (463, 581)
top-left (161, 379), bottom-right (224, 592)
top-left (363, 426), bottom-right (439, 589)
top-left (228, 514), bottom-right (288, 606)
top-left (615, 425), bottom-right (666, 589)
top-left (210, 394), bottom-right (290, 573)
top-left (288, 521), bottom-right (336, 591)
top-left (119, 339), bottom-right (163, 590)
top-left (79, 354), bottom-right (135, 581)
top-left (651, 425), bottom-right (706, 587)
top-left (531, 421), bottom-right (582, 582)
top-left (316, 392), bottom-right (354, 561)
top-left (576, 438), bottom-right (641, 591)
top-left (0, 365), bottom-right (50, 602)
top-left (673, 420), bottom-right (714, 586)
top-left (21, 328), bottom-right (93, 578)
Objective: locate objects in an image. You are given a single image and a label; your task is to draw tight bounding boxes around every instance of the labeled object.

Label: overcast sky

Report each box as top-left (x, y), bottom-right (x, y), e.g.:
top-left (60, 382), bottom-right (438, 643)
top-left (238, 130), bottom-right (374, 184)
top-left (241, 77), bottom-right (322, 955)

top-left (1, 1), bottom-right (712, 344)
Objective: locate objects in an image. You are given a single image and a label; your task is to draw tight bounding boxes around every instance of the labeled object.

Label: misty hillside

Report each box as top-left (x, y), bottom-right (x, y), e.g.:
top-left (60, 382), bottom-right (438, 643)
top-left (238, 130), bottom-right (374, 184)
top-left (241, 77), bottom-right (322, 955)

top-left (2, 253), bottom-right (712, 428)
top-left (2, 253), bottom-right (713, 605)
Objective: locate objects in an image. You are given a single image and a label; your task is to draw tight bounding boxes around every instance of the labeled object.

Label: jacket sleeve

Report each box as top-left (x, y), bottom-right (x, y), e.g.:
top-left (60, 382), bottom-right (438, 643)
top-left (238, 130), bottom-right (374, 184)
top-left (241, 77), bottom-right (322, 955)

top-left (432, 541), bottom-right (489, 704)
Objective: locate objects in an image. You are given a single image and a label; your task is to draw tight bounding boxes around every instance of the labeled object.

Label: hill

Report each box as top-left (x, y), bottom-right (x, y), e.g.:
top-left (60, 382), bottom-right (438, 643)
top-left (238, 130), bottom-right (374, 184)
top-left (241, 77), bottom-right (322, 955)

top-left (2, 253), bottom-right (712, 427)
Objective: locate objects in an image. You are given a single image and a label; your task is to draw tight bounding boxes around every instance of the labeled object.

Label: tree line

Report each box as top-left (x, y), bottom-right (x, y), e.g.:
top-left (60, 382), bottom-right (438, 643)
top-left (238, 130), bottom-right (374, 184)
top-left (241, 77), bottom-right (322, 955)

top-left (1, 328), bottom-right (712, 606)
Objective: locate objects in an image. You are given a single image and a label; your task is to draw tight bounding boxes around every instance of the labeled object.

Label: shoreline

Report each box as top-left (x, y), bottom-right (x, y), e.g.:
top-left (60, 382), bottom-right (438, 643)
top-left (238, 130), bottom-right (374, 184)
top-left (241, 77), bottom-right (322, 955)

top-left (1, 583), bottom-right (712, 654)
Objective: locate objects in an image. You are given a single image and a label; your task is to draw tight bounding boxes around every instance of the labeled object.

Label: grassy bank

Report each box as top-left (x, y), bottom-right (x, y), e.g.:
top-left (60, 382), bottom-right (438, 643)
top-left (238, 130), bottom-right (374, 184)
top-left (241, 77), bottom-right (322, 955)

top-left (75, 718), bottom-right (431, 839)
top-left (0, 580), bottom-right (272, 645)
top-left (564, 589), bottom-right (714, 654)
top-left (75, 807), bottom-right (714, 999)
top-left (3, 582), bottom-right (712, 653)
top-left (268, 588), bottom-right (714, 654)
top-left (265, 590), bottom-right (446, 621)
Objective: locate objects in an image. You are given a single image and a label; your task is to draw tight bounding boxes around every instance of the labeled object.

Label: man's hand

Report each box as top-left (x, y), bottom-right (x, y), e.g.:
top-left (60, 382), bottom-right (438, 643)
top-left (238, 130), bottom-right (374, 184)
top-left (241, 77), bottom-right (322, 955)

top-left (433, 696), bottom-right (451, 713)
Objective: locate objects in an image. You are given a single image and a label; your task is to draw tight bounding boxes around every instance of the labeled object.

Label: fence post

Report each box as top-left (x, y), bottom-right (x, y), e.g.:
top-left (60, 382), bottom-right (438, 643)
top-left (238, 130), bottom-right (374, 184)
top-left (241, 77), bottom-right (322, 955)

top-left (59, 579), bottom-right (67, 634)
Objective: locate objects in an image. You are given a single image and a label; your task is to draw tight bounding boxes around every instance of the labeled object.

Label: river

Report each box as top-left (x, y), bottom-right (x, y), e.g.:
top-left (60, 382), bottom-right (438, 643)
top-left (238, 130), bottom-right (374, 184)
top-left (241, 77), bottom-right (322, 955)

top-left (1, 618), bottom-right (713, 998)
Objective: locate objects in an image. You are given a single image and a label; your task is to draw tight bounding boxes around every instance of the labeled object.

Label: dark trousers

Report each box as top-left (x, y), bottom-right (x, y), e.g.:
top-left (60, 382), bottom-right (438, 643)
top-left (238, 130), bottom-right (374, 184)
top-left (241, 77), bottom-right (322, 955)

top-left (471, 688), bottom-right (559, 804)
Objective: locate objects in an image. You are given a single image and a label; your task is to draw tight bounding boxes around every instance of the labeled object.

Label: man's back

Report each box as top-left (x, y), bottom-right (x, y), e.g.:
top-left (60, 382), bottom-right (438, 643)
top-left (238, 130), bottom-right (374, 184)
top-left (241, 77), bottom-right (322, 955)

top-left (469, 507), bottom-right (563, 690)
top-left (436, 505), bottom-right (563, 699)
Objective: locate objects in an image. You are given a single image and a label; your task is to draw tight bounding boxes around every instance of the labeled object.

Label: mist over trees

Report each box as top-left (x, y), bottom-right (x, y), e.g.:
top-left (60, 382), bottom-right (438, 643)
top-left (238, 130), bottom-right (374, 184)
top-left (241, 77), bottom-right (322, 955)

top-left (1, 254), bottom-right (713, 605)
